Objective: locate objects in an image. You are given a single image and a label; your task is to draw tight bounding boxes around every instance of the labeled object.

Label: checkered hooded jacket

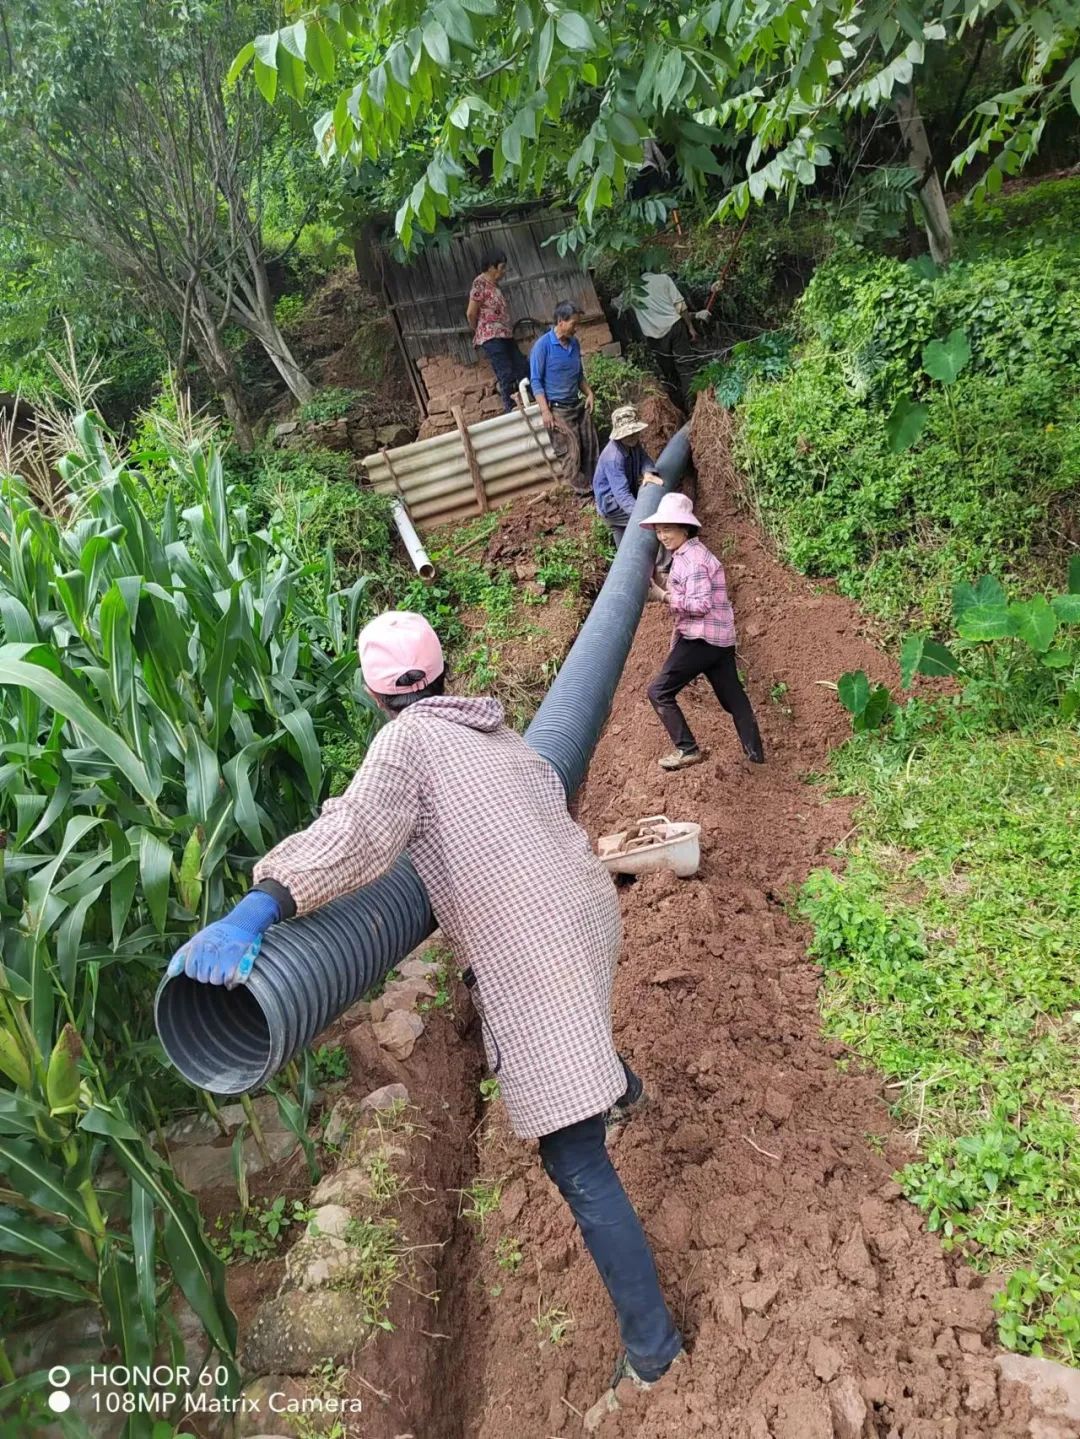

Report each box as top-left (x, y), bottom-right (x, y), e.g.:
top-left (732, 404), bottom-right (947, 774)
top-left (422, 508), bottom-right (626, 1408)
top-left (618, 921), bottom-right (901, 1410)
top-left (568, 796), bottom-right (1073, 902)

top-left (254, 696), bottom-right (625, 1138)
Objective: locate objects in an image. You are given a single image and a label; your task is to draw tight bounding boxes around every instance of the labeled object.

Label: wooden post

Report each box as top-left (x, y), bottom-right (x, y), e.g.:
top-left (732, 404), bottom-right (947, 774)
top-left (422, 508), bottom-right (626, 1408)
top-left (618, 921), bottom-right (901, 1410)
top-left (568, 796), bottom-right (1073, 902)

top-left (514, 393), bottom-right (563, 488)
top-left (452, 405), bottom-right (488, 515)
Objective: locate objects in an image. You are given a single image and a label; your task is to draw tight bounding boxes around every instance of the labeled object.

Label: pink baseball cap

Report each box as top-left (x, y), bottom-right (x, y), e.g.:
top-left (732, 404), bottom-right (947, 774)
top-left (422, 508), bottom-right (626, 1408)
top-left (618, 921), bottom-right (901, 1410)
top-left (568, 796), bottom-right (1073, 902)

top-left (639, 492), bottom-right (703, 530)
top-left (358, 611), bottom-right (445, 695)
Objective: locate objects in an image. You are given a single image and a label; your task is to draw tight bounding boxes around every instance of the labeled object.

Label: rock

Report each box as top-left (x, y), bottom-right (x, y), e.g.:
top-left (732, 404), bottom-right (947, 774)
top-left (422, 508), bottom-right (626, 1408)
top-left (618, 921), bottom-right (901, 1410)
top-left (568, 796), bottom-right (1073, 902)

top-left (375, 424), bottom-right (413, 448)
top-left (773, 1389), bottom-right (832, 1439)
top-left (308, 1204), bottom-right (351, 1241)
top-left (323, 1097), bottom-right (360, 1148)
top-left (808, 1336), bottom-right (842, 1383)
top-left (651, 966), bottom-right (696, 985)
top-left (397, 956), bottom-right (441, 982)
top-left (233, 1375), bottom-right (312, 1437)
top-left (241, 1290), bottom-right (372, 1374)
top-left (372, 1009), bottom-right (424, 1060)
top-left (836, 1224), bottom-right (877, 1288)
top-left (360, 1082), bottom-right (410, 1112)
top-left (829, 1375), bottom-right (867, 1439)
top-left (500, 1178), bottom-right (528, 1226)
top-left (763, 1087), bottom-right (794, 1123)
top-left (311, 1166), bottom-right (375, 1207)
top-left (997, 1353), bottom-right (1080, 1427)
top-left (274, 421), bottom-right (298, 438)
top-left (170, 1142), bottom-right (231, 1191)
top-left (933, 1286), bottom-right (992, 1334)
top-left (963, 1362), bottom-right (997, 1413)
top-left (164, 1111), bottom-right (222, 1145)
top-left (649, 1193), bottom-right (693, 1251)
top-left (743, 617), bottom-right (765, 639)
top-left (740, 1277), bottom-right (780, 1314)
top-left (369, 976), bottom-right (435, 1023)
top-left (583, 1387), bottom-right (620, 1432)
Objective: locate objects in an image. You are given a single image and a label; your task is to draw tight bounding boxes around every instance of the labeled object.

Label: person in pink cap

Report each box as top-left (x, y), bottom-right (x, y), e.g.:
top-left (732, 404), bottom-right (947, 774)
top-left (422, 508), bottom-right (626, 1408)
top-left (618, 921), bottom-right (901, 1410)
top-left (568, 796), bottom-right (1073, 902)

top-left (641, 494), bottom-right (764, 771)
top-left (168, 609), bottom-right (683, 1400)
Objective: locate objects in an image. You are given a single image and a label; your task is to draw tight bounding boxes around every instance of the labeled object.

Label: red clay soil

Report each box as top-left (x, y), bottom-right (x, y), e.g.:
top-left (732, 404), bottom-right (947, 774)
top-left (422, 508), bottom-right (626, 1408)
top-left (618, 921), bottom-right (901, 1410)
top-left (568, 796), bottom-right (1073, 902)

top-left (444, 396), bottom-right (1035, 1439)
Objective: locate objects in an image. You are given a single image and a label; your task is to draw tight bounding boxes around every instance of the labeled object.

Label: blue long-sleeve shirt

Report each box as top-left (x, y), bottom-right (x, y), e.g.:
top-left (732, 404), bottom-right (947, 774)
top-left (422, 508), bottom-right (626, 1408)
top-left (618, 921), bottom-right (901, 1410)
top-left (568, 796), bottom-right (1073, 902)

top-left (592, 439), bottom-right (654, 519)
top-left (529, 328), bottom-right (584, 406)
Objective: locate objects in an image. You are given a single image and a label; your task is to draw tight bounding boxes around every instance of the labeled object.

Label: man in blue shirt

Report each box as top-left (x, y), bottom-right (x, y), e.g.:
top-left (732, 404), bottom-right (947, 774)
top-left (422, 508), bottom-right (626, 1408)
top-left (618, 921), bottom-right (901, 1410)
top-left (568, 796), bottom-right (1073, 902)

top-left (593, 405), bottom-right (663, 548)
top-left (529, 299), bottom-right (598, 495)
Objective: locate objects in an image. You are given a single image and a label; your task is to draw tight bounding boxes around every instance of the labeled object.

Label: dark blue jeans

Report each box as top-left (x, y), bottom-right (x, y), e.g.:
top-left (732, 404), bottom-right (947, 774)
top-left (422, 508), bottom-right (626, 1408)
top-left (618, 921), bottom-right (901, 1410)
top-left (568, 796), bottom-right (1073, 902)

top-left (539, 1109), bottom-right (682, 1380)
top-left (480, 338), bottom-right (529, 411)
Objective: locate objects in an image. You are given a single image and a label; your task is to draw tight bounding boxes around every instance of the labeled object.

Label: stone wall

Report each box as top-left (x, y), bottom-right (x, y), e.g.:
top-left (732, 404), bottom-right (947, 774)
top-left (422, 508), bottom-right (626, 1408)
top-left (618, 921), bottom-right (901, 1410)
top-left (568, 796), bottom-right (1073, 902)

top-left (416, 318), bottom-right (620, 441)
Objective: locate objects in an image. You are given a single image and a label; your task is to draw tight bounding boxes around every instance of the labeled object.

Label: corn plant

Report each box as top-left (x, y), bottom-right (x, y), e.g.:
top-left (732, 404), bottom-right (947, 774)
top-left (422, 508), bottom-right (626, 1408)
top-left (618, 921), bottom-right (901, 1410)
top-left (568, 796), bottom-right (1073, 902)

top-left (0, 407), bottom-right (378, 1433)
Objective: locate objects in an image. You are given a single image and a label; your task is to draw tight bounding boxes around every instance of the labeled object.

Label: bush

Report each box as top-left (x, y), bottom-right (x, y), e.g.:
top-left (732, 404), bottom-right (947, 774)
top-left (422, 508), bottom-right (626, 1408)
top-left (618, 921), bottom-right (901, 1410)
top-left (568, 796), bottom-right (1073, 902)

top-left (735, 180), bottom-right (1080, 631)
top-left (298, 386), bottom-right (365, 424)
top-left (584, 353), bottom-right (658, 432)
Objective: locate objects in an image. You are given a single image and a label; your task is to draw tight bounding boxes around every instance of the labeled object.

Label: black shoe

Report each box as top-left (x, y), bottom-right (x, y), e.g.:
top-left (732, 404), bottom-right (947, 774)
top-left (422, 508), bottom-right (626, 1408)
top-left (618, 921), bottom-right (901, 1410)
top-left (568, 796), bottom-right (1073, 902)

top-left (605, 1072), bottom-right (647, 1138)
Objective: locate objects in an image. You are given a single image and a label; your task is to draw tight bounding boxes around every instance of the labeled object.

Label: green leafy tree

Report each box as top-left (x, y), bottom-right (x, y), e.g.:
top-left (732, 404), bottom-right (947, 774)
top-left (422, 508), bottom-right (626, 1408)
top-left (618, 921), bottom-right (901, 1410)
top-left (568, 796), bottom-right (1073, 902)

top-left (237, 1), bottom-right (1080, 261)
top-left (0, 0), bottom-right (316, 447)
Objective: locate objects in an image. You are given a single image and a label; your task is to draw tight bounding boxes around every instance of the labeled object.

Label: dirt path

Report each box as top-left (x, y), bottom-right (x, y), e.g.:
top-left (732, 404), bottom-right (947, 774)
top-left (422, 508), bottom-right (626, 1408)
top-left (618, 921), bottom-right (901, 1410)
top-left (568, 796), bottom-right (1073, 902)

top-left (453, 401), bottom-right (1033, 1439)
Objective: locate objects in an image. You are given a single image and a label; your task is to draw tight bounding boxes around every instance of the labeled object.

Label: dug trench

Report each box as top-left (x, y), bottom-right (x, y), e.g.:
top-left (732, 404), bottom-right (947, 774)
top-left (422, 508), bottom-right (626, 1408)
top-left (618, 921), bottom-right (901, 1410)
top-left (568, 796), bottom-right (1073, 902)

top-left (427, 396), bottom-right (1043, 1439)
top-left (208, 395), bottom-right (1048, 1439)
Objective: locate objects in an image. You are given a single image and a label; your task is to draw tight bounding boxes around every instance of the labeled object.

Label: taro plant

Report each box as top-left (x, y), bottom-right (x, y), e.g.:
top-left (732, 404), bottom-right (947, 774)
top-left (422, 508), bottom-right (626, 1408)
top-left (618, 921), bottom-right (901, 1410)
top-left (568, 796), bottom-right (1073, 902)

top-left (0, 402), bottom-right (377, 1431)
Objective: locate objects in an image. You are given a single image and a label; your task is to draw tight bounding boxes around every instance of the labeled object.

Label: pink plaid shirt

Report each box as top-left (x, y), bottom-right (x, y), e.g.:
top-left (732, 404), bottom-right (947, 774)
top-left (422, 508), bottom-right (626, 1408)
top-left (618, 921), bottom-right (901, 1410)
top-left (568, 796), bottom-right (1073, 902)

top-left (254, 696), bottom-right (624, 1139)
top-left (666, 537), bottom-right (736, 648)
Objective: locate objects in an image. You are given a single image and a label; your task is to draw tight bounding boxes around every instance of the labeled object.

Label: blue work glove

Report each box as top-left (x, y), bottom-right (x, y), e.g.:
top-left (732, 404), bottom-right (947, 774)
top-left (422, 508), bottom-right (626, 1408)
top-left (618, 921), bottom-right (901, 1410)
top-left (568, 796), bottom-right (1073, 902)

top-left (166, 888), bottom-right (281, 988)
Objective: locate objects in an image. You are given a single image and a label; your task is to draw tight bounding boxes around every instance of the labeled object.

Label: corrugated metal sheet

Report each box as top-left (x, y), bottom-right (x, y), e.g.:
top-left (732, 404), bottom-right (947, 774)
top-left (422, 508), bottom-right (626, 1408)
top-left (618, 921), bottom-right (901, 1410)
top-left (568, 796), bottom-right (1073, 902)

top-left (363, 403), bottom-right (561, 530)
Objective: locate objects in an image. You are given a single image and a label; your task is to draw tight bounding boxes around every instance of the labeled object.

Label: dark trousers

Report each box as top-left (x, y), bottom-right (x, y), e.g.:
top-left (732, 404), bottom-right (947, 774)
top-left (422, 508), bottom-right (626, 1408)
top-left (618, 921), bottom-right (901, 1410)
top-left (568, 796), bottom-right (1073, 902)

top-left (603, 508), bottom-right (633, 549)
top-left (539, 1088), bottom-right (681, 1380)
top-left (647, 324), bottom-right (694, 410)
top-left (481, 338), bottom-right (529, 411)
top-left (647, 636), bottom-right (764, 759)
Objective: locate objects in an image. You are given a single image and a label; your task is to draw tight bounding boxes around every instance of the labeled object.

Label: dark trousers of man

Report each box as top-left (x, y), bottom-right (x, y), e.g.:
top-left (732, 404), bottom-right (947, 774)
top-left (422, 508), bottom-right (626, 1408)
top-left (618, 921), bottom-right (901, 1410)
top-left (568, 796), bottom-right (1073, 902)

top-left (648, 636), bottom-right (764, 759)
top-left (647, 323), bottom-right (694, 410)
top-left (481, 338), bottom-right (529, 411)
top-left (604, 509), bottom-right (633, 549)
top-left (538, 1060), bottom-right (682, 1382)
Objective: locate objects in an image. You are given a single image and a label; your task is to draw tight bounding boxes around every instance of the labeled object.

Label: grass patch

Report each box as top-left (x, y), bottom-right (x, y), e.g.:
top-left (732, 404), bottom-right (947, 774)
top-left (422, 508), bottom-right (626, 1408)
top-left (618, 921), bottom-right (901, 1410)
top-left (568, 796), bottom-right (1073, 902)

top-left (802, 718), bottom-right (1080, 1360)
top-left (337, 1217), bottom-right (401, 1330)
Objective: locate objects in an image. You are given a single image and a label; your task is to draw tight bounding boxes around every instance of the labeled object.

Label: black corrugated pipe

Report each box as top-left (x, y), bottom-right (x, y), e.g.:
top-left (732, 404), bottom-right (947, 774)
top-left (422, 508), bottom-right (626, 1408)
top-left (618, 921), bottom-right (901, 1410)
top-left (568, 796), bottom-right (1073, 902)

top-left (154, 425), bottom-right (692, 1094)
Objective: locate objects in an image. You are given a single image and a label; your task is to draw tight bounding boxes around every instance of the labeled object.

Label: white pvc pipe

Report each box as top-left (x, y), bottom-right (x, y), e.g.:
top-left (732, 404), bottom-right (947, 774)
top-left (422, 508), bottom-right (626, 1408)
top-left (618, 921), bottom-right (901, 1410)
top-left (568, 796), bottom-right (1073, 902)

top-left (391, 498), bottom-right (435, 580)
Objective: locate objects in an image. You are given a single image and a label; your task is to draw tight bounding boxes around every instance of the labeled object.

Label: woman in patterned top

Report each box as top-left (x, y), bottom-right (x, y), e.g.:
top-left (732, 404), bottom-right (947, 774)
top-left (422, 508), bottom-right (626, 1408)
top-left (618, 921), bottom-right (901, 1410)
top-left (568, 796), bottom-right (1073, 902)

top-left (466, 249), bottom-right (529, 412)
top-left (168, 610), bottom-right (684, 1399)
top-left (642, 492), bottom-right (765, 771)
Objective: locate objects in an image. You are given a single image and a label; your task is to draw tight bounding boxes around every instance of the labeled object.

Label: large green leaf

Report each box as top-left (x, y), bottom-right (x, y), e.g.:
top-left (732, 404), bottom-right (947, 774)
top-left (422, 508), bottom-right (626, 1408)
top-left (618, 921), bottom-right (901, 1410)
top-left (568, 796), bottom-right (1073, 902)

top-left (138, 830), bottom-right (174, 934)
top-left (80, 1105), bottom-right (237, 1358)
top-left (281, 708), bottom-right (322, 801)
top-left (837, 670), bottom-right (870, 716)
top-left (0, 647), bottom-right (157, 803)
top-left (100, 1242), bottom-right (153, 1373)
top-left (1051, 593), bottom-right (1080, 624)
top-left (956, 604), bottom-right (1016, 642)
top-left (0, 1138), bottom-right (90, 1228)
top-left (0, 1204), bottom-right (97, 1279)
top-left (0, 1266), bottom-right (94, 1304)
top-left (922, 328), bottom-right (972, 385)
top-left (184, 728), bottom-right (222, 826)
top-left (1008, 596), bottom-right (1057, 654)
top-left (886, 396), bottom-right (928, 453)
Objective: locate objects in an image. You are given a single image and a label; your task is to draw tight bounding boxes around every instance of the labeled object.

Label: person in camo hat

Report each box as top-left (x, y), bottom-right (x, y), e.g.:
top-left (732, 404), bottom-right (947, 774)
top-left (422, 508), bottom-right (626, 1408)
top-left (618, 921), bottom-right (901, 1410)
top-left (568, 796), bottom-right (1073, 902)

top-left (592, 404), bottom-right (664, 550)
top-left (167, 611), bottom-right (684, 1400)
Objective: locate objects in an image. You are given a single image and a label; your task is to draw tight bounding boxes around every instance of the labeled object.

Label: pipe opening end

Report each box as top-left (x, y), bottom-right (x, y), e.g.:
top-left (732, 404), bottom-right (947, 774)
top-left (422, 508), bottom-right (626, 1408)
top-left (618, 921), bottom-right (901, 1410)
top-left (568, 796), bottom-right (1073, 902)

top-left (155, 976), bottom-right (273, 1096)
top-left (418, 562), bottom-right (436, 581)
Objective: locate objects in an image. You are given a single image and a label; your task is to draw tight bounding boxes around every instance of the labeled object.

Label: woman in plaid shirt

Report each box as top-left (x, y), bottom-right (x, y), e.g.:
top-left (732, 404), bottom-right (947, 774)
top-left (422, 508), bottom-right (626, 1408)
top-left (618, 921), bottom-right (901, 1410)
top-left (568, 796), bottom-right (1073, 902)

top-left (169, 610), bottom-right (683, 1400)
top-left (641, 493), bottom-right (764, 771)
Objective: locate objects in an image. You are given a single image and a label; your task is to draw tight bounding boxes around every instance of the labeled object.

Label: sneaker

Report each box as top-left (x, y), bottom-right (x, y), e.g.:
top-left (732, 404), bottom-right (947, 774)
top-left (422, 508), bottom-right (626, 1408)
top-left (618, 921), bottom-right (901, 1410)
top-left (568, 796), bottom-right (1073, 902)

top-left (611, 1347), bottom-right (684, 1392)
top-left (583, 1351), bottom-right (683, 1431)
top-left (604, 1074), bottom-right (647, 1137)
top-left (658, 748), bottom-right (705, 771)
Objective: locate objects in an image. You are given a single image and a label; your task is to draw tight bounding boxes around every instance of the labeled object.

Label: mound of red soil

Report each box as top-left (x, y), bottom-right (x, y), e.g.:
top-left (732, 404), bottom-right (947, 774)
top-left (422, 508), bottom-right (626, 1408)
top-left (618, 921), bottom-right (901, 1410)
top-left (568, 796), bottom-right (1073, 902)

top-left (444, 393), bottom-right (1034, 1438)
